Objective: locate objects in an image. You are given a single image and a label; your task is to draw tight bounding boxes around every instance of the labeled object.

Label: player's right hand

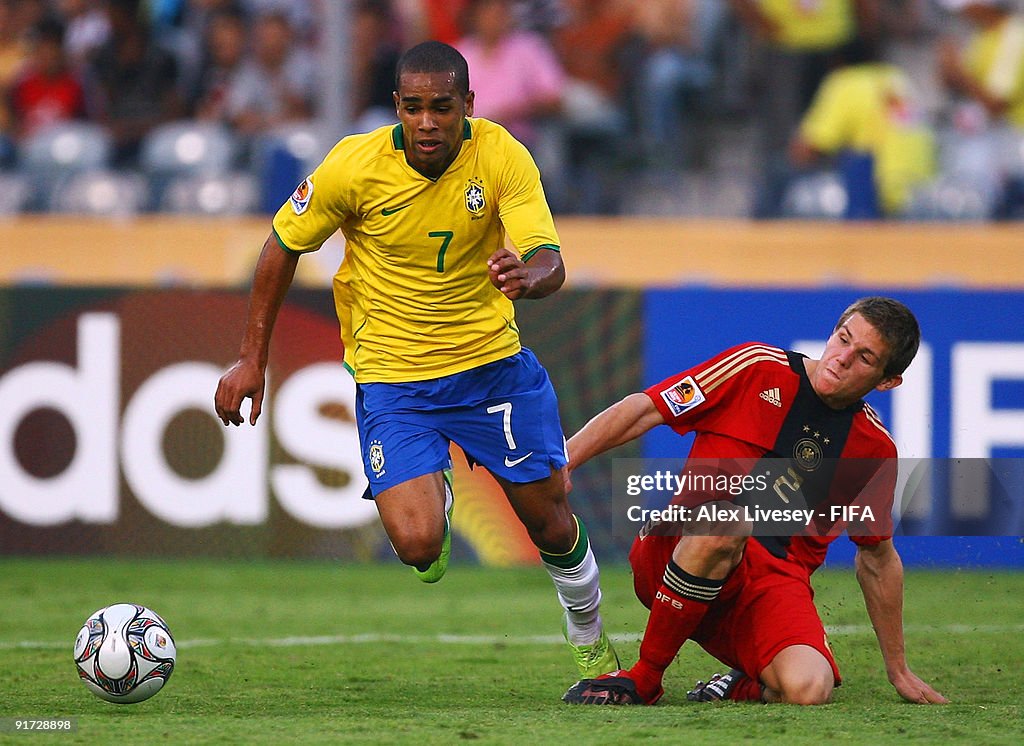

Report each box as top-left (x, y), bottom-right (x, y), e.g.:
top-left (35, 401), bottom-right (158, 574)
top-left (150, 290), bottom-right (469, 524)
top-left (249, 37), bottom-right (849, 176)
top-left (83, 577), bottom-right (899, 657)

top-left (890, 668), bottom-right (949, 705)
top-left (214, 359), bottom-right (266, 426)
top-left (487, 247), bottom-right (529, 299)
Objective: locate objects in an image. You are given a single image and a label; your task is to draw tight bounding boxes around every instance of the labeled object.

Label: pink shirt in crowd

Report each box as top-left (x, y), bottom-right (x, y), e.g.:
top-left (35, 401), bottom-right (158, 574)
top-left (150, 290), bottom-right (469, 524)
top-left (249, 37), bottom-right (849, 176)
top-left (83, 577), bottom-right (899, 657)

top-left (456, 30), bottom-right (565, 146)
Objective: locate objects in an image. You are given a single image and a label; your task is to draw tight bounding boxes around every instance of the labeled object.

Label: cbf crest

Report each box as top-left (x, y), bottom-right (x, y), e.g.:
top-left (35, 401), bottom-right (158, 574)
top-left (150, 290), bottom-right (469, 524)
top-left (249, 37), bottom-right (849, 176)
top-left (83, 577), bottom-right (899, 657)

top-left (465, 177), bottom-right (485, 214)
top-left (369, 440), bottom-right (385, 477)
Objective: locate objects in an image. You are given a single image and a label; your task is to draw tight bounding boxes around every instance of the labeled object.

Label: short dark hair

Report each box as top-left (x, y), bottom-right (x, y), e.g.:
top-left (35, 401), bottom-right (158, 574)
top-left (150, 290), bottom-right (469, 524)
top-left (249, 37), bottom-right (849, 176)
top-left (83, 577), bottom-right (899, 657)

top-left (835, 296), bottom-right (920, 377)
top-left (394, 41), bottom-right (470, 96)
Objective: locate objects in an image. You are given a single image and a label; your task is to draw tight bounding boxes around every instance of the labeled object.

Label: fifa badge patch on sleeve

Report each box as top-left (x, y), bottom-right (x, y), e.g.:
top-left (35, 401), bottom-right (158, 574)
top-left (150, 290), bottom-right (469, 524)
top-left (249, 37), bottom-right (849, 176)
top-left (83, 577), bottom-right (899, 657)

top-left (290, 177), bottom-right (313, 215)
top-left (659, 376), bottom-right (705, 417)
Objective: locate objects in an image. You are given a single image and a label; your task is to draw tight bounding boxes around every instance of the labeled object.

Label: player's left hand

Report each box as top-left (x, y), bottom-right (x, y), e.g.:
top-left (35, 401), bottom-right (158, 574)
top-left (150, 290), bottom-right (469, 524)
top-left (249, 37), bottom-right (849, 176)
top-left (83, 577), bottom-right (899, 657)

top-left (890, 667), bottom-right (949, 704)
top-left (487, 248), bottom-right (532, 300)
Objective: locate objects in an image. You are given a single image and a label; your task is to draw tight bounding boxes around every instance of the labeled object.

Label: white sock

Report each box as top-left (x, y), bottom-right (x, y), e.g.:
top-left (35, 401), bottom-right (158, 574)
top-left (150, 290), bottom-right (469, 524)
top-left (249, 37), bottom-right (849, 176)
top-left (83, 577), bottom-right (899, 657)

top-left (542, 544), bottom-right (603, 646)
top-left (443, 478), bottom-right (453, 524)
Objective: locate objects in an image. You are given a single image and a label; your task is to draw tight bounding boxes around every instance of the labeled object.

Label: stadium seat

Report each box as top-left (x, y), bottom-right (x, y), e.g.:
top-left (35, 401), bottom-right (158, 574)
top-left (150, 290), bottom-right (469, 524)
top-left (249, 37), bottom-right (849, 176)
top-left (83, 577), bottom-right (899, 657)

top-left (904, 176), bottom-right (994, 222)
top-left (159, 173), bottom-right (260, 215)
top-left (140, 121), bottom-right (240, 177)
top-left (0, 172), bottom-right (31, 215)
top-left (781, 171), bottom-right (847, 220)
top-left (19, 122), bottom-right (113, 174)
top-left (140, 121), bottom-right (244, 212)
top-left (987, 128), bottom-right (1024, 219)
top-left (935, 125), bottom-right (1002, 192)
top-left (994, 127), bottom-right (1024, 178)
top-left (48, 170), bottom-right (149, 216)
top-left (17, 123), bottom-right (115, 211)
top-left (251, 124), bottom-right (328, 213)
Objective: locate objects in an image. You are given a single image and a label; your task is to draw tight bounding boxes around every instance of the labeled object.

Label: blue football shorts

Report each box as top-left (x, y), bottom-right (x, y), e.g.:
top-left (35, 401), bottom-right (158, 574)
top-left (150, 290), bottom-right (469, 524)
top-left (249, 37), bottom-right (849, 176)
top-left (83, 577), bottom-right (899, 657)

top-left (356, 348), bottom-right (568, 495)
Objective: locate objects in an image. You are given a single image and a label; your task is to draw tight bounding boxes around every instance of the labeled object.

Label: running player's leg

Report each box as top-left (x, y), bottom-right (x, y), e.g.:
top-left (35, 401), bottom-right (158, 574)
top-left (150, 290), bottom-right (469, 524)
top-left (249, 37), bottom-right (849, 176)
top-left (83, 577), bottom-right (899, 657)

top-left (563, 531), bottom-right (675, 705)
top-left (565, 524), bottom-right (749, 705)
top-left (497, 469), bottom-right (618, 678)
top-left (374, 471), bottom-right (450, 569)
top-left (456, 349), bottom-right (616, 678)
top-left (356, 382), bottom-right (452, 578)
top-left (496, 470), bottom-right (594, 622)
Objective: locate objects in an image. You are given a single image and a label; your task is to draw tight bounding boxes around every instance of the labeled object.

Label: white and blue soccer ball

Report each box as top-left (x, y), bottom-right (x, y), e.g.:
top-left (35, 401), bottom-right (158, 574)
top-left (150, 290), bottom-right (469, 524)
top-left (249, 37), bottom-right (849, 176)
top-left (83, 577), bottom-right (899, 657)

top-left (73, 603), bottom-right (176, 704)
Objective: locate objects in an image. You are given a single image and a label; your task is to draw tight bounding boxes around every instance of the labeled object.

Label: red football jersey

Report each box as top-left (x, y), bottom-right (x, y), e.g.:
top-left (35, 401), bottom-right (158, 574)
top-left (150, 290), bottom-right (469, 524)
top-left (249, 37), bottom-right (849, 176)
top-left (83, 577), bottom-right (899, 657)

top-left (643, 342), bottom-right (897, 576)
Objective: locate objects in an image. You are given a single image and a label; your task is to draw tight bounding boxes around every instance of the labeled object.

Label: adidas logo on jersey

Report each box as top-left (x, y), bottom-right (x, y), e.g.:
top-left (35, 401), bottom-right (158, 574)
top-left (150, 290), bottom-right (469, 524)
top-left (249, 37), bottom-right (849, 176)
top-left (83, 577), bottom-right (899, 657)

top-left (759, 387), bottom-right (782, 407)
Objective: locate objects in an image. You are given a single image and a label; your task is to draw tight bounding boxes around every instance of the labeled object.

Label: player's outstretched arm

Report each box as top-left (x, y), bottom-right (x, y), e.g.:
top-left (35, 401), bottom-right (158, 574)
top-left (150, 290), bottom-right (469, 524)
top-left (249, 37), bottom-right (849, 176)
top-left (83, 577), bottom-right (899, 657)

top-left (214, 234), bottom-right (300, 427)
top-left (487, 247), bottom-right (564, 300)
top-left (568, 393), bottom-right (665, 473)
top-left (854, 539), bottom-right (949, 704)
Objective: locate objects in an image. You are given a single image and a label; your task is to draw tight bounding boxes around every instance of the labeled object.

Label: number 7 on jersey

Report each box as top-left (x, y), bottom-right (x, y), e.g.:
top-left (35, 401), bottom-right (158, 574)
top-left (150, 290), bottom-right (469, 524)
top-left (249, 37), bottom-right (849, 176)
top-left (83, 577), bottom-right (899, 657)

top-left (428, 231), bottom-right (454, 272)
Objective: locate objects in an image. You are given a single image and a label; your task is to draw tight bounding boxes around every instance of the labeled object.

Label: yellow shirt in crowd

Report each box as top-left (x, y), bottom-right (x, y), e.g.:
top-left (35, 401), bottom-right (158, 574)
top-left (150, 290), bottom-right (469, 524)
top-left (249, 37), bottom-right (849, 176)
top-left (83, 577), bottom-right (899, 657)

top-left (965, 15), bottom-right (1024, 129)
top-left (757, 0), bottom-right (855, 51)
top-left (799, 63), bottom-right (936, 214)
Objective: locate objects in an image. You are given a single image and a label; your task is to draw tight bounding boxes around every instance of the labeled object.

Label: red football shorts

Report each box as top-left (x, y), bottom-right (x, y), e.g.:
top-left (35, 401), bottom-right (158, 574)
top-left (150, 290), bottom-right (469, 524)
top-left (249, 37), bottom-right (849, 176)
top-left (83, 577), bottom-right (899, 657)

top-left (628, 534), bottom-right (841, 685)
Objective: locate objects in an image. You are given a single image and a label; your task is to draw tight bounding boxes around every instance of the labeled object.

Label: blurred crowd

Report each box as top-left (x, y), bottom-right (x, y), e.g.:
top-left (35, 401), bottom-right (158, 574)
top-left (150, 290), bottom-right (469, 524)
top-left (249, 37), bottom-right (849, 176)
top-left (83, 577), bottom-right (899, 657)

top-left (2, 0), bottom-right (1024, 219)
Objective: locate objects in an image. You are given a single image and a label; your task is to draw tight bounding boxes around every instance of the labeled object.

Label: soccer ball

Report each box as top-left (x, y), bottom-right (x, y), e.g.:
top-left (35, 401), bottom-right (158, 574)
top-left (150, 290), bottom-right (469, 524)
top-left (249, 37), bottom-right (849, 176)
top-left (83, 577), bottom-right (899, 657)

top-left (73, 603), bottom-right (176, 704)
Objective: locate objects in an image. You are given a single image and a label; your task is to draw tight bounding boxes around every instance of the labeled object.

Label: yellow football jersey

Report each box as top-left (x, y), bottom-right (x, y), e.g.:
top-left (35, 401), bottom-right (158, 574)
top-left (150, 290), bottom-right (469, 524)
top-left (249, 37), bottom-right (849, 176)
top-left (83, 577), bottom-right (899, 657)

top-left (966, 16), bottom-right (1024, 129)
top-left (272, 117), bottom-right (560, 383)
top-left (799, 64), bottom-right (935, 214)
top-left (756, 0), bottom-right (854, 51)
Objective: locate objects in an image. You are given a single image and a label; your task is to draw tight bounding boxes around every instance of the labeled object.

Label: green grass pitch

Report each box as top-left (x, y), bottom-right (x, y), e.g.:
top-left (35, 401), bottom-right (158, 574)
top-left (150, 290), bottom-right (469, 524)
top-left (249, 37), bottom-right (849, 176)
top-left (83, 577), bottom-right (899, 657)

top-left (0, 558), bottom-right (1021, 745)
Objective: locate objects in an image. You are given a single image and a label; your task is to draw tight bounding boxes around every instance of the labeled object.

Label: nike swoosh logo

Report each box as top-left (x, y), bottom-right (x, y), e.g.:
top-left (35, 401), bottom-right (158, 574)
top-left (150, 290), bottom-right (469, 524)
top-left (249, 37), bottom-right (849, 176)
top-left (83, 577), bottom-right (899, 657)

top-left (504, 452), bottom-right (534, 468)
top-left (381, 204), bottom-right (412, 216)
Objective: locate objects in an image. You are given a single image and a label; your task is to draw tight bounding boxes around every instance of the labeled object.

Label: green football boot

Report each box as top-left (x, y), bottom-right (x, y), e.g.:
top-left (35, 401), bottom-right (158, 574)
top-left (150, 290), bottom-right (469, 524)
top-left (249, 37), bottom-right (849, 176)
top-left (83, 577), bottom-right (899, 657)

top-left (563, 616), bottom-right (620, 679)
